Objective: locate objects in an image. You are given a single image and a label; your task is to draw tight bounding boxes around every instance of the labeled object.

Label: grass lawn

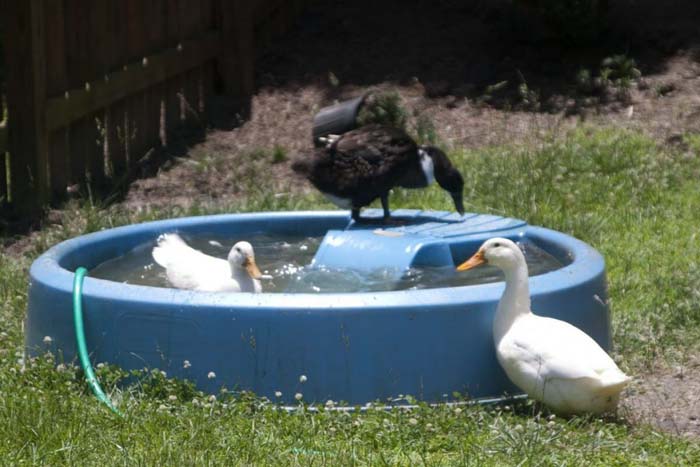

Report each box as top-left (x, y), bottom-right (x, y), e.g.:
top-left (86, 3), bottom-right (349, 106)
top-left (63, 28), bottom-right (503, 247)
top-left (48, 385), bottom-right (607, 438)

top-left (1, 128), bottom-right (699, 465)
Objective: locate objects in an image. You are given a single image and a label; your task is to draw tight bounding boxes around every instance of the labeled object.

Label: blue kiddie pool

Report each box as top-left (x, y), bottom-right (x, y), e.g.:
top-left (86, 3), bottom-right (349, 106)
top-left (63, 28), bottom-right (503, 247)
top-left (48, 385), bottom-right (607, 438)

top-left (25, 210), bottom-right (610, 405)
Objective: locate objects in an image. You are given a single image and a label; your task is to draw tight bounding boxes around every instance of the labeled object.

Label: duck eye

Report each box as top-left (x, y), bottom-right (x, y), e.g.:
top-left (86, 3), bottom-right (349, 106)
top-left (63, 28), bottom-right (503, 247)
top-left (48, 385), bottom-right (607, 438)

top-left (493, 242), bottom-right (501, 248)
top-left (235, 247), bottom-right (241, 252)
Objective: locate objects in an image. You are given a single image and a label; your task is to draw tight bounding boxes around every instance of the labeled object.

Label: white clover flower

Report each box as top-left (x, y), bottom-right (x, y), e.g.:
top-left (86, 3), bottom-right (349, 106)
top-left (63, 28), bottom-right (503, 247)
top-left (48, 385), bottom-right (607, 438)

top-left (408, 418), bottom-right (418, 426)
top-left (207, 371), bottom-right (216, 379)
top-left (183, 360), bottom-right (191, 369)
top-left (43, 336), bottom-right (53, 344)
top-left (295, 392), bottom-right (303, 401)
top-left (158, 404), bottom-right (168, 411)
top-left (208, 395), bottom-right (217, 403)
top-left (325, 399), bottom-right (335, 408)
top-left (56, 363), bottom-right (66, 373)
top-left (275, 391), bottom-right (282, 398)
top-left (515, 424), bottom-right (524, 432)
top-left (97, 362), bottom-right (105, 369)
top-left (160, 370), bottom-right (167, 378)
top-left (454, 407), bottom-right (463, 415)
top-left (299, 374), bottom-right (307, 383)
top-left (168, 395), bottom-right (177, 402)
top-left (547, 421), bottom-right (556, 427)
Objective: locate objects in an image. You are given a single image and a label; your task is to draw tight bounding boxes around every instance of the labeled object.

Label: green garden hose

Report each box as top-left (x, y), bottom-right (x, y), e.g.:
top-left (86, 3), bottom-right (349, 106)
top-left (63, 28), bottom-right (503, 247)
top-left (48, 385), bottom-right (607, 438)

top-left (73, 267), bottom-right (122, 416)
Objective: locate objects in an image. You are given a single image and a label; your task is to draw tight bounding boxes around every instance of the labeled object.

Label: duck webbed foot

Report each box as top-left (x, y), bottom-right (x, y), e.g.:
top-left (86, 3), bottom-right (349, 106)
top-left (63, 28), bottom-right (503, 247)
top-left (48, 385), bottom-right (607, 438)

top-left (381, 194), bottom-right (391, 221)
top-left (350, 207), bottom-right (391, 225)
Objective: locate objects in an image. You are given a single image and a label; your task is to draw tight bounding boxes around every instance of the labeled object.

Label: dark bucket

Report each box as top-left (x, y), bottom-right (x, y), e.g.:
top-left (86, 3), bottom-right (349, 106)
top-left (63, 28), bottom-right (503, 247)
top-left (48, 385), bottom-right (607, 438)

top-left (312, 94), bottom-right (368, 146)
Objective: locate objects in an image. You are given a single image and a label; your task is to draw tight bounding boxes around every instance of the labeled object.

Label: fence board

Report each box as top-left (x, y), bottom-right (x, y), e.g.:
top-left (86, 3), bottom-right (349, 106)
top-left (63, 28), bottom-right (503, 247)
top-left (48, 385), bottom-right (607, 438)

top-left (64, 0), bottom-right (89, 187)
top-left (220, 1), bottom-right (254, 97)
top-left (85, 0), bottom-right (110, 187)
top-left (0, 150), bottom-right (6, 205)
top-left (0, 122), bottom-right (6, 154)
top-left (0, 120), bottom-right (6, 204)
top-left (107, 0), bottom-right (129, 175)
top-left (126, 0), bottom-right (147, 169)
top-left (45, 32), bottom-right (221, 133)
top-left (148, 0), bottom-right (168, 149)
top-left (181, 0), bottom-right (202, 125)
top-left (45, 0), bottom-right (70, 198)
top-left (1, 0), bottom-right (310, 218)
top-left (165, 0), bottom-right (184, 142)
top-left (4, 1), bottom-right (49, 213)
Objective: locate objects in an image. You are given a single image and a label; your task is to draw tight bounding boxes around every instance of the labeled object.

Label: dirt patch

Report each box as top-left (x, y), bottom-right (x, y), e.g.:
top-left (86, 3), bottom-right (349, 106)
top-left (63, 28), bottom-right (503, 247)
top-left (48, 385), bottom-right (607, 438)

top-left (623, 356), bottom-right (700, 438)
top-left (123, 0), bottom-right (700, 211)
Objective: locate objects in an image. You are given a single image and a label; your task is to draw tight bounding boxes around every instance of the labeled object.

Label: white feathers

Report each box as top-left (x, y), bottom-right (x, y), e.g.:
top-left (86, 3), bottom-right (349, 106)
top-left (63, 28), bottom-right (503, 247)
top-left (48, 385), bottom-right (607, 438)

top-left (459, 237), bottom-right (631, 415)
top-left (418, 148), bottom-right (435, 186)
top-left (321, 192), bottom-right (353, 209)
top-left (152, 233), bottom-right (262, 293)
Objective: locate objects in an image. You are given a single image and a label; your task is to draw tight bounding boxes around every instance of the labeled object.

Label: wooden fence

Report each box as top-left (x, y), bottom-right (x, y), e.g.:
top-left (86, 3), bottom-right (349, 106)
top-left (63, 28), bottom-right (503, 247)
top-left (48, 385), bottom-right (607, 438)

top-left (0, 0), bottom-right (307, 218)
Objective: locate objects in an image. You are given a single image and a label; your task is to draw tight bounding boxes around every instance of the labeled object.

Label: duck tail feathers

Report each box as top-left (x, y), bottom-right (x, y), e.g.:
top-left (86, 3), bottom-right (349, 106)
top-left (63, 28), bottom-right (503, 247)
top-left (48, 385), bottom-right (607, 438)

top-left (152, 233), bottom-right (189, 267)
top-left (598, 372), bottom-right (632, 396)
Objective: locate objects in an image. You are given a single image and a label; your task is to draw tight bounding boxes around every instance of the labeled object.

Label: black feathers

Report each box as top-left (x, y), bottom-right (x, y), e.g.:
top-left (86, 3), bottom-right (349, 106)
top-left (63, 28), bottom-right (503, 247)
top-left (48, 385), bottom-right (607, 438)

top-left (293, 124), bottom-right (464, 221)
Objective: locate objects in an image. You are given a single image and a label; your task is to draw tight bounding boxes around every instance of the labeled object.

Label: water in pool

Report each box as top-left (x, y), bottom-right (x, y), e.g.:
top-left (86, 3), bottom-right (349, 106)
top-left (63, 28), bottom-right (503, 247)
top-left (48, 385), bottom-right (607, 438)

top-left (90, 233), bottom-right (564, 293)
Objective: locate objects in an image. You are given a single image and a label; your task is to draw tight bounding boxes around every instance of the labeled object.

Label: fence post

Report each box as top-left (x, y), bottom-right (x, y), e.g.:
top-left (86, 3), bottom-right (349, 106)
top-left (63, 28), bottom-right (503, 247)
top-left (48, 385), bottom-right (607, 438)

top-left (3, 0), bottom-right (50, 217)
top-left (219, 0), bottom-right (254, 99)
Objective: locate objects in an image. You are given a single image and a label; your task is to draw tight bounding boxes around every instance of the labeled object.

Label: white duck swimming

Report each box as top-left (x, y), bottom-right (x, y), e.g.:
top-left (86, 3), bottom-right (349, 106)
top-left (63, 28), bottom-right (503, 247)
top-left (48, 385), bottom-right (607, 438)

top-left (152, 234), bottom-right (262, 293)
top-left (457, 237), bottom-right (630, 415)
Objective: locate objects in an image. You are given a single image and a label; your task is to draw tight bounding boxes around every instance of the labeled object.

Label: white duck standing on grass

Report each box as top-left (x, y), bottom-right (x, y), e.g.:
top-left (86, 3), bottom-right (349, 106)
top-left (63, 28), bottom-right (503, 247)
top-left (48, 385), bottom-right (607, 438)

top-left (152, 234), bottom-right (262, 293)
top-left (457, 237), bottom-right (631, 415)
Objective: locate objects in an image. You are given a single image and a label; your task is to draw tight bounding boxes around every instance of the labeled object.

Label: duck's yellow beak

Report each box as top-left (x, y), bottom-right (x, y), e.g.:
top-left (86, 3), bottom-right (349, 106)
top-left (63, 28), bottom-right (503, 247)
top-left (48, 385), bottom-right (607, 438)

top-left (244, 256), bottom-right (263, 279)
top-left (456, 249), bottom-right (486, 272)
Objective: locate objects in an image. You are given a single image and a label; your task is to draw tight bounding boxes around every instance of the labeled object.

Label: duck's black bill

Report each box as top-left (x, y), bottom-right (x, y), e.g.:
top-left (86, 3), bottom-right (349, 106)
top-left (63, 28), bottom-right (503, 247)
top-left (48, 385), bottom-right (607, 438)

top-left (451, 192), bottom-right (465, 215)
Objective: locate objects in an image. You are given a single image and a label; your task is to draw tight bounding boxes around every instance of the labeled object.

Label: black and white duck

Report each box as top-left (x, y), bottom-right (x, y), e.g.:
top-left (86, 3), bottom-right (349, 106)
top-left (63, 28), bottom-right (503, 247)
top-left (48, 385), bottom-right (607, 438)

top-left (292, 124), bottom-right (465, 222)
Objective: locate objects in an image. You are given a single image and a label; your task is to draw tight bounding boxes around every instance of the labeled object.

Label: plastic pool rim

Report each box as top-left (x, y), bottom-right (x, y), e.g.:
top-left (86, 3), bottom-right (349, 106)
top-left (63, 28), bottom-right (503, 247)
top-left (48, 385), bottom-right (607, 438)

top-left (26, 210), bottom-right (610, 405)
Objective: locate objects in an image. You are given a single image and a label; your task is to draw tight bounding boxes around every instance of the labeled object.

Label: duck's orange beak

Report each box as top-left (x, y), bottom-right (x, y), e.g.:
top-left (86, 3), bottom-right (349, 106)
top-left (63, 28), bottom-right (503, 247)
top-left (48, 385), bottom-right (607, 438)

top-left (456, 249), bottom-right (486, 272)
top-left (244, 256), bottom-right (263, 279)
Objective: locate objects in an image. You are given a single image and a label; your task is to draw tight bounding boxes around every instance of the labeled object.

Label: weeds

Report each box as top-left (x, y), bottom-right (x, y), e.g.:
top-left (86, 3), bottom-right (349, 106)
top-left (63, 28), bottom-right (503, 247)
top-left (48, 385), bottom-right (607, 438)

top-left (516, 71), bottom-right (541, 111)
top-left (575, 54), bottom-right (642, 103)
top-left (356, 91), bottom-right (409, 130)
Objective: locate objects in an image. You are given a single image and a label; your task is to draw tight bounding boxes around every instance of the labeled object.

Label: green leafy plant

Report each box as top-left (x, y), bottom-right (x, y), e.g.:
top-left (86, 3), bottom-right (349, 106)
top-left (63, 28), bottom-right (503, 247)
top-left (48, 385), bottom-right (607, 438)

top-left (356, 91), bottom-right (409, 130)
top-left (271, 145), bottom-right (288, 164)
top-left (414, 114), bottom-right (438, 146)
